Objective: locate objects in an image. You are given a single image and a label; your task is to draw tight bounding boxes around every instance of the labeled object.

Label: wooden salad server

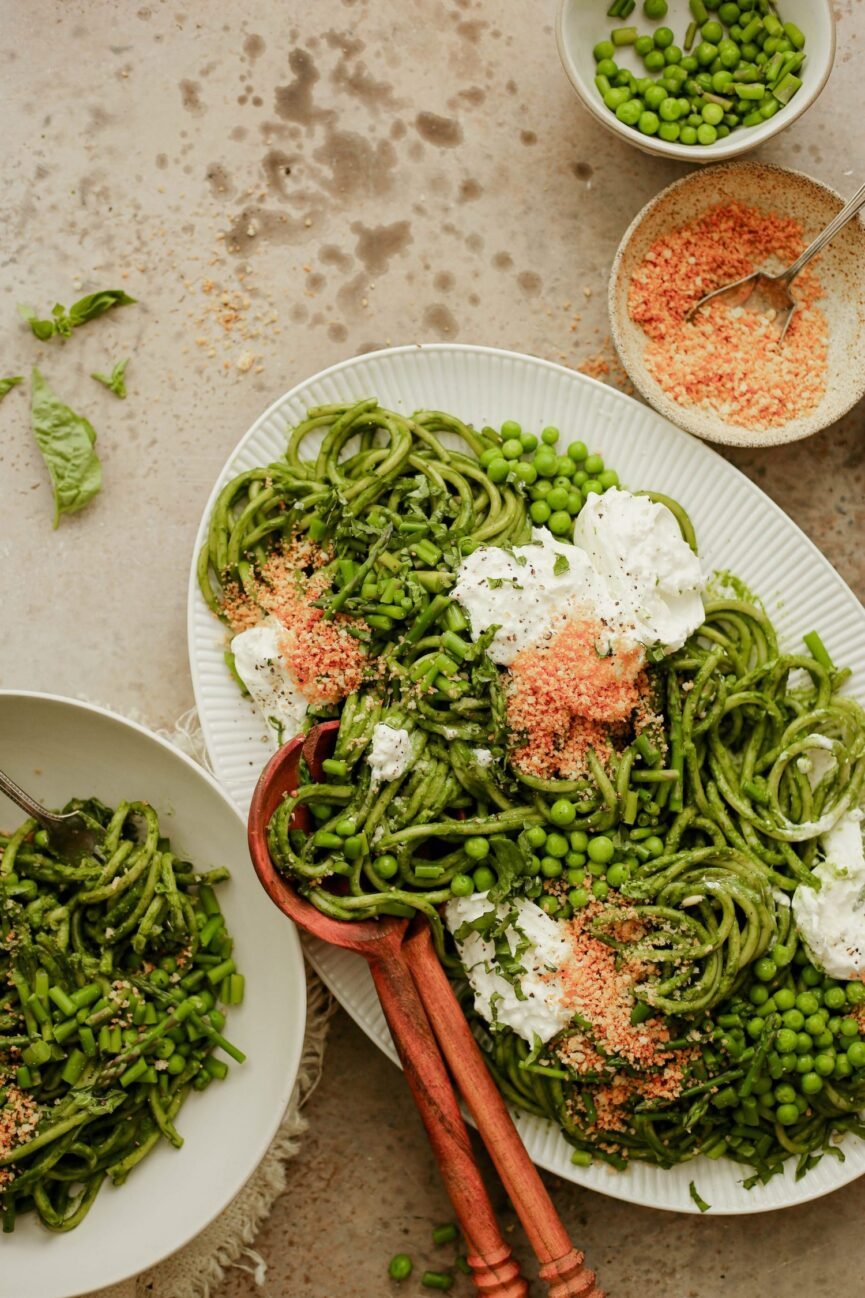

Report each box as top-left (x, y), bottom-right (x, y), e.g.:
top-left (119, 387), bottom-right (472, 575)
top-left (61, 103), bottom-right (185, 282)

top-left (248, 732), bottom-right (527, 1298)
top-left (248, 722), bottom-right (603, 1298)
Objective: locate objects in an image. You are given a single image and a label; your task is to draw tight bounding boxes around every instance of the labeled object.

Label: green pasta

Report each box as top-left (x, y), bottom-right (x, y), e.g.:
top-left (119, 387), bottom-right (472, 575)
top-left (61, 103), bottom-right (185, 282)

top-left (0, 799), bottom-right (244, 1232)
top-left (201, 397), bottom-right (865, 1186)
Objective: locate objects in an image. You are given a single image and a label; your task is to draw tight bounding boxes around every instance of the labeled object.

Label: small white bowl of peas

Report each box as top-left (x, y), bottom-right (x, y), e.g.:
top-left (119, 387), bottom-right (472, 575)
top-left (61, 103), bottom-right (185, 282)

top-left (556, 0), bottom-right (835, 162)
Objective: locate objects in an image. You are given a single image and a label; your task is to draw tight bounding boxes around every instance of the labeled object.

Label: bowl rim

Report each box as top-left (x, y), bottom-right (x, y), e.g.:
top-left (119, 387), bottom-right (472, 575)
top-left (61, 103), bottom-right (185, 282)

top-left (606, 158), bottom-right (865, 447)
top-left (554, 0), bottom-right (837, 164)
top-left (0, 687), bottom-right (307, 1297)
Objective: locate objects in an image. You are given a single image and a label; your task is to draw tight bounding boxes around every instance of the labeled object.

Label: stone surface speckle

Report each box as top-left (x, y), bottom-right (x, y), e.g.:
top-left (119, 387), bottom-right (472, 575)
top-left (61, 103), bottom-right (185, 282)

top-left (1, 0), bottom-right (864, 1295)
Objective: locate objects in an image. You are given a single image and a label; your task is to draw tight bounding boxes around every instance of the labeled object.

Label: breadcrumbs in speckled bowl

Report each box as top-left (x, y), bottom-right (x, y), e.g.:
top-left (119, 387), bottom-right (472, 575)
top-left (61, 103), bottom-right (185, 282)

top-left (608, 161), bottom-right (865, 448)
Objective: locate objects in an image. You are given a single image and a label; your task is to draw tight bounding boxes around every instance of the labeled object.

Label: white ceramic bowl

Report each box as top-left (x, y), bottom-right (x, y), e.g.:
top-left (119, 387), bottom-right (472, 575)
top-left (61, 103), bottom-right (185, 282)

top-left (0, 692), bottom-right (306, 1298)
top-left (556, 0), bottom-right (835, 163)
top-left (608, 160), bottom-right (865, 446)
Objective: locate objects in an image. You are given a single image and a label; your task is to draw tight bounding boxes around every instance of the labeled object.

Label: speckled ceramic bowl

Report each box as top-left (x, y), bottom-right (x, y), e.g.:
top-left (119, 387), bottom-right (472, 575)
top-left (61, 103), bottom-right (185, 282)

top-left (608, 161), bottom-right (865, 447)
top-left (556, 0), bottom-right (835, 164)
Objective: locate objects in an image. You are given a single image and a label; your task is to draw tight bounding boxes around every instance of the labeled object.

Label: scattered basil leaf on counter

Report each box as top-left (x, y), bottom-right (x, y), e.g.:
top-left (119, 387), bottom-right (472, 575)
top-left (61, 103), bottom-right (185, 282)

top-left (0, 376), bottom-right (23, 401)
top-left (18, 290), bottom-right (136, 340)
top-left (31, 367), bottom-right (102, 528)
top-left (91, 358), bottom-right (129, 399)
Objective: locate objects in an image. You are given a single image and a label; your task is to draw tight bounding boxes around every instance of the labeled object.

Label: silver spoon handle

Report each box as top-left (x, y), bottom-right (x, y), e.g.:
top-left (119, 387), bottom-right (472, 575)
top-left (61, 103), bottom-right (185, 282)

top-left (782, 180), bottom-right (865, 284)
top-left (0, 767), bottom-right (58, 828)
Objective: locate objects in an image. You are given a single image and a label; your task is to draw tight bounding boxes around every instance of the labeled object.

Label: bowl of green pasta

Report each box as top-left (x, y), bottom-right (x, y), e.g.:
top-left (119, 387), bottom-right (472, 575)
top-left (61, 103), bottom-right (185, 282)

top-left (189, 342), bottom-right (865, 1215)
top-left (0, 692), bottom-right (305, 1298)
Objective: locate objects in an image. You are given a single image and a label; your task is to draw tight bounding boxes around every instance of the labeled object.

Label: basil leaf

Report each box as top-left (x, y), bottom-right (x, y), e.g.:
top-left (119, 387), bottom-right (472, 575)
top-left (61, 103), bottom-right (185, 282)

top-left (18, 290), bottom-right (136, 341)
top-left (67, 290), bottom-right (136, 328)
top-left (553, 553), bottom-right (570, 577)
top-left (18, 306), bottom-right (58, 341)
top-left (91, 358), bottom-right (129, 399)
top-left (31, 368), bottom-right (102, 528)
top-left (0, 376), bottom-right (23, 401)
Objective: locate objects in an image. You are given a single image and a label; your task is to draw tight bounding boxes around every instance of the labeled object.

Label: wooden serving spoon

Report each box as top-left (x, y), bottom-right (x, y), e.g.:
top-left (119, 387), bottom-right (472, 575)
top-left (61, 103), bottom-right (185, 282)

top-left (248, 722), bottom-right (602, 1298)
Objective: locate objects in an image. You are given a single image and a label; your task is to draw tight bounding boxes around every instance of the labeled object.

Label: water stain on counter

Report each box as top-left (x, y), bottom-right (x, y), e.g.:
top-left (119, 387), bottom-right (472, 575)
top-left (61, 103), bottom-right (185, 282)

top-left (262, 149), bottom-right (299, 197)
top-left (517, 270), bottom-right (542, 297)
top-left (313, 130), bottom-right (397, 199)
top-left (415, 112), bottom-right (463, 148)
top-left (458, 178), bottom-right (482, 202)
top-left (422, 303), bottom-right (459, 337)
top-left (275, 50), bottom-right (334, 127)
top-left (243, 33), bottom-right (265, 60)
top-left (320, 244), bottom-right (354, 272)
top-left (352, 220), bottom-right (413, 276)
top-left (179, 79), bottom-right (205, 115)
top-left (206, 162), bottom-right (234, 198)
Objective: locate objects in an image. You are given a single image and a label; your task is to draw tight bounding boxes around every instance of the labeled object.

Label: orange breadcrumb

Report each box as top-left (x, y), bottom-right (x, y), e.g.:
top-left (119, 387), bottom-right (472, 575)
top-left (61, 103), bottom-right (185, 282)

top-left (628, 200), bottom-right (828, 430)
top-left (506, 616), bottom-right (648, 779)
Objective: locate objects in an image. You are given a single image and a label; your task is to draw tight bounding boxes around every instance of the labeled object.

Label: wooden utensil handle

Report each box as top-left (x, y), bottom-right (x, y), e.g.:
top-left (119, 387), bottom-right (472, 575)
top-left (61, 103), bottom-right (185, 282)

top-left (404, 926), bottom-right (603, 1298)
top-left (370, 954), bottom-right (528, 1298)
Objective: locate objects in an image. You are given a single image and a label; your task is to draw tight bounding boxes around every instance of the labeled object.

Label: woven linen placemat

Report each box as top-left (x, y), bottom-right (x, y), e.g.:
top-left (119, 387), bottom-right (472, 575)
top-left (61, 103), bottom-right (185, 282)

top-left (79, 709), bottom-right (335, 1298)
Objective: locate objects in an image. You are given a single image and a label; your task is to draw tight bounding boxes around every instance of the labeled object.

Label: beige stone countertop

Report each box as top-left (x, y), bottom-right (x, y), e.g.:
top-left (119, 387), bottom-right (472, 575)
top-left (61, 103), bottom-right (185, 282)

top-left (2, 0), bottom-right (864, 1295)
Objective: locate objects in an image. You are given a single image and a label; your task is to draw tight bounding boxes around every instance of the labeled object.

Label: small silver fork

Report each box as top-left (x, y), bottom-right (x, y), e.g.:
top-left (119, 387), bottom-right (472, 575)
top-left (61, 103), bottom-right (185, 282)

top-left (686, 179), bottom-right (865, 345)
top-left (0, 767), bottom-right (103, 863)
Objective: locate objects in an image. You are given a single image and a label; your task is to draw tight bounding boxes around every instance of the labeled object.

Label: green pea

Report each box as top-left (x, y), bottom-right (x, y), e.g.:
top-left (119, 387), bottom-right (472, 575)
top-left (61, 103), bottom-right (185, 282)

top-left (701, 19), bottom-right (724, 42)
top-left (796, 991), bottom-right (820, 1015)
top-left (776, 1104), bottom-right (799, 1126)
top-left (795, 1054), bottom-right (815, 1074)
top-left (514, 461), bottom-right (537, 485)
top-left (664, 45), bottom-right (682, 64)
top-left (450, 874), bottom-right (474, 897)
top-left (696, 40), bottom-right (718, 65)
top-left (775, 1028), bottom-right (798, 1054)
top-left (567, 440), bottom-right (588, 461)
top-left (824, 987), bottom-right (846, 1011)
top-left (519, 431), bottom-right (538, 451)
top-left (680, 125), bottom-right (698, 144)
top-left (548, 510), bottom-right (572, 535)
top-left (804, 1013), bottom-right (826, 1038)
top-left (596, 57), bottom-right (619, 79)
top-left (570, 830), bottom-right (588, 851)
top-left (374, 854), bottom-right (399, 880)
top-left (582, 479), bottom-right (603, 497)
top-left (643, 0), bottom-right (668, 18)
top-left (800, 1072), bottom-right (823, 1096)
top-left (592, 879), bottom-right (610, 901)
top-left (587, 835), bottom-right (615, 864)
top-left (541, 425), bottom-right (560, 445)
top-left (774, 1083), bottom-right (797, 1105)
top-left (746, 1017), bottom-right (764, 1040)
top-left (846, 982), bottom-right (865, 1005)
top-left (487, 458), bottom-right (509, 483)
top-left (539, 895), bottom-right (559, 916)
top-left (606, 862), bottom-right (630, 889)
top-left (643, 835), bottom-right (665, 858)
top-left (584, 452), bottom-right (604, 475)
top-left (530, 500), bottom-right (551, 525)
top-left (643, 51), bottom-right (665, 72)
top-left (479, 448), bottom-right (499, 468)
top-left (795, 1032), bottom-right (813, 1055)
top-left (501, 438), bottom-right (523, 460)
top-left (659, 96), bottom-right (682, 121)
top-left (814, 1053), bottom-right (835, 1077)
top-left (465, 836), bottom-right (490, 862)
top-left (541, 857), bottom-right (563, 878)
top-left (834, 1055), bottom-right (853, 1079)
top-left (567, 490), bottom-right (583, 514)
top-left (546, 833), bottom-right (570, 859)
top-left (534, 447), bottom-right (559, 478)
top-left (847, 1041), bottom-right (865, 1069)
top-left (654, 26), bottom-right (674, 48)
top-left (635, 34), bottom-right (655, 56)
top-left (774, 988), bottom-right (796, 1011)
top-left (644, 83), bottom-right (667, 110)
top-left (593, 40), bottom-right (616, 62)
top-left (547, 486), bottom-right (570, 512)
top-left (555, 455), bottom-right (576, 478)
top-left (500, 420), bottom-right (521, 438)
top-left (549, 799), bottom-right (576, 827)
top-left (572, 469), bottom-right (588, 486)
top-left (782, 1008), bottom-right (805, 1030)
top-left (749, 984), bottom-right (769, 1006)
top-left (472, 865), bottom-right (496, 892)
top-left (754, 957), bottom-right (776, 983)
top-left (389, 1254), bottom-right (414, 1282)
top-left (718, 3), bottom-right (740, 23)
top-left (616, 98), bottom-right (643, 127)
top-left (525, 825), bottom-right (547, 849)
top-left (702, 102), bottom-right (723, 124)
top-left (696, 122), bottom-right (718, 144)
